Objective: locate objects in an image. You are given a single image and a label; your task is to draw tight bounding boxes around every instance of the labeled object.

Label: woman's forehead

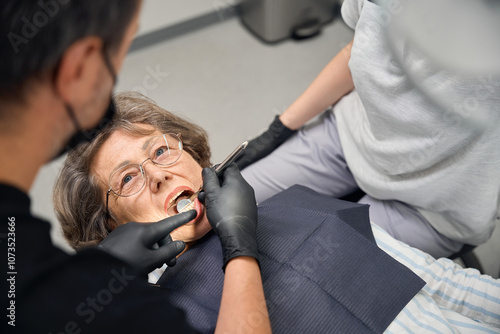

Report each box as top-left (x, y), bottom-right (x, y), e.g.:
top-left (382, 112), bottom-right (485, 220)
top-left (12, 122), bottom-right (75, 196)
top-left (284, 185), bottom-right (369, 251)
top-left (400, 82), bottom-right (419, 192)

top-left (108, 127), bottom-right (161, 151)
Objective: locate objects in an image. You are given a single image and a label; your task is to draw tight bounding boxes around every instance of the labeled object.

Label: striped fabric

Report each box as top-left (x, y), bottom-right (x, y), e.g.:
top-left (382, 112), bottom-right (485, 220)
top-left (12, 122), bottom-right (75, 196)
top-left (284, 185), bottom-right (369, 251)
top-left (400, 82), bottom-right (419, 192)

top-left (373, 223), bottom-right (500, 333)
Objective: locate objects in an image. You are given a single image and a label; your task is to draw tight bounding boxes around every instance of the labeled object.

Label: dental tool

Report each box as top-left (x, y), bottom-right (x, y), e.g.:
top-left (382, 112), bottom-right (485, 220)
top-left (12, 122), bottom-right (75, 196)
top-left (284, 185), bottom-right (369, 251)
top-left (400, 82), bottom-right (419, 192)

top-left (175, 141), bottom-right (249, 213)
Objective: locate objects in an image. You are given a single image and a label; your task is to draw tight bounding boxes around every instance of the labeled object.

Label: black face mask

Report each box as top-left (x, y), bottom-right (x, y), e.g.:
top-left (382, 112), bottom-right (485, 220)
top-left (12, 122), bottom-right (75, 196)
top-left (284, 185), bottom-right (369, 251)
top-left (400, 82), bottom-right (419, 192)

top-left (53, 50), bottom-right (117, 160)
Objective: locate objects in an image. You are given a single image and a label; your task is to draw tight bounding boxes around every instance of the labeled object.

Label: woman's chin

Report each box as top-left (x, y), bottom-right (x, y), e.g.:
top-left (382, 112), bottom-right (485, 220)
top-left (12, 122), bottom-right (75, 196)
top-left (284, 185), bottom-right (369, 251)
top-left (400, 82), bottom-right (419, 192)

top-left (170, 213), bottom-right (211, 244)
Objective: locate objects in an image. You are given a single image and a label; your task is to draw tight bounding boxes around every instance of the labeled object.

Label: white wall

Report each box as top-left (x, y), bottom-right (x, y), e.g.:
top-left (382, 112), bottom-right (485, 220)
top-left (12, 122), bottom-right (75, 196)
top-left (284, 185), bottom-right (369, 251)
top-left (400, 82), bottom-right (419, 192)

top-left (137, 0), bottom-right (236, 36)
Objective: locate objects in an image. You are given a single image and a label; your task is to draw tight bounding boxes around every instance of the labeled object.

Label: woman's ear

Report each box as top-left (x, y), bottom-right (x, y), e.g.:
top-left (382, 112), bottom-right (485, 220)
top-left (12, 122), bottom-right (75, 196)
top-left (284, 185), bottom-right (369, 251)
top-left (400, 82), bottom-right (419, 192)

top-left (54, 36), bottom-right (104, 108)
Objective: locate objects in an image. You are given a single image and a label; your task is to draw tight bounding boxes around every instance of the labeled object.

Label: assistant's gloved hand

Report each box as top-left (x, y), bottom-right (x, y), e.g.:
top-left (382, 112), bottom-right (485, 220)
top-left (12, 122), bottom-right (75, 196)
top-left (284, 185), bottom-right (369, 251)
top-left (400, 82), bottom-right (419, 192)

top-left (199, 164), bottom-right (259, 271)
top-left (97, 210), bottom-right (196, 276)
top-left (234, 115), bottom-right (296, 170)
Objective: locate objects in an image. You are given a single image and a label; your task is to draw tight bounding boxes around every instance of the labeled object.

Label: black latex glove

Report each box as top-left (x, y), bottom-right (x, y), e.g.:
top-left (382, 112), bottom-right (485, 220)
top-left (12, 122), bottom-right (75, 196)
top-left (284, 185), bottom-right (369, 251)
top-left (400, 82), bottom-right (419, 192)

top-left (97, 210), bottom-right (196, 276)
top-left (199, 164), bottom-right (259, 271)
top-left (158, 234), bottom-right (178, 267)
top-left (234, 115), bottom-right (296, 170)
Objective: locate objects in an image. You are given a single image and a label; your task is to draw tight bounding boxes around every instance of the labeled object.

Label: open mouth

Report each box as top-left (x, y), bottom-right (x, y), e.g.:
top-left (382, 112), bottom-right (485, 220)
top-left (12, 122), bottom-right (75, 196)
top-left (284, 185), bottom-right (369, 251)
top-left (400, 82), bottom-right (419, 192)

top-left (164, 186), bottom-right (203, 224)
top-left (166, 188), bottom-right (192, 215)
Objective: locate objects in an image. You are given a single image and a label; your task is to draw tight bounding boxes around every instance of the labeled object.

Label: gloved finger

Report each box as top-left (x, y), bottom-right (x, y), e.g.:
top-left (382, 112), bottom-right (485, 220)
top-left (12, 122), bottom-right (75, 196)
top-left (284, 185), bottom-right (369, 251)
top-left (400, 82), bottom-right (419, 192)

top-left (158, 234), bottom-right (177, 267)
top-left (197, 190), bottom-right (206, 203)
top-left (145, 210), bottom-right (196, 245)
top-left (220, 163), bottom-right (245, 185)
top-left (166, 257), bottom-right (177, 267)
top-left (210, 164), bottom-right (224, 183)
top-left (202, 167), bottom-right (222, 194)
top-left (158, 234), bottom-right (172, 247)
top-left (155, 240), bottom-right (186, 266)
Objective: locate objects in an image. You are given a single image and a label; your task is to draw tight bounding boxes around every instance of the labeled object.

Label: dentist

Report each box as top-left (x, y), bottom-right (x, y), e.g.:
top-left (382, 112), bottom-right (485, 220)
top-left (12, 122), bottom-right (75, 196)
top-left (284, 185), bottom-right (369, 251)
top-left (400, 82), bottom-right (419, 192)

top-left (0, 1), bottom-right (270, 333)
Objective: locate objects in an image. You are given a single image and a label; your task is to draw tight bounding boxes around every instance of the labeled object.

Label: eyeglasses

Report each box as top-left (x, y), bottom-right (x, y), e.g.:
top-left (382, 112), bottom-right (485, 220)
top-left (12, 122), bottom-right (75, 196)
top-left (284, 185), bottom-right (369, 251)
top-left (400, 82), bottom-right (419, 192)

top-left (105, 133), bottom-right (183, 217)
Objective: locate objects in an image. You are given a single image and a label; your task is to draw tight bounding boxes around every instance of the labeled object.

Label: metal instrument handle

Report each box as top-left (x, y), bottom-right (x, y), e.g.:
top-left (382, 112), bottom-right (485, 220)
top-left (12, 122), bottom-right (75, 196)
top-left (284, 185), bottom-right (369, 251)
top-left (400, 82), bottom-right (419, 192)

top-left (213, 141), bottom-right (248, 176)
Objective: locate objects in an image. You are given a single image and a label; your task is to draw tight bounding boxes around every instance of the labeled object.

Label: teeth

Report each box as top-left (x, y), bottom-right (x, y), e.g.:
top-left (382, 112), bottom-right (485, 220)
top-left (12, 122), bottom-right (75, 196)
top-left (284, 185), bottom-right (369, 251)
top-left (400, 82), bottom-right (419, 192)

top-left (169, 190), bottom-right (186, 206)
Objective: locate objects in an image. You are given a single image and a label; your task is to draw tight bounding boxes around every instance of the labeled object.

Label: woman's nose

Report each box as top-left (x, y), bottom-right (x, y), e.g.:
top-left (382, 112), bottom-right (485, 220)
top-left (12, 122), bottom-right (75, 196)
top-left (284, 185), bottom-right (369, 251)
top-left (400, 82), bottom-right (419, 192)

top-left (144, 161), bottom-right (172, 193)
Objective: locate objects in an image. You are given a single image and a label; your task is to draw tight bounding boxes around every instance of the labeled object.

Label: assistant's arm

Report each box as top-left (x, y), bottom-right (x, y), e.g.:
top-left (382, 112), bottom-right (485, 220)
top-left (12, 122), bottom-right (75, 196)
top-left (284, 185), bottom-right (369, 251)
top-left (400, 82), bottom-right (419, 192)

top-left (280, 39), bottom-right (354, 130)
top-left (234, 39), bottom-right (354, 170)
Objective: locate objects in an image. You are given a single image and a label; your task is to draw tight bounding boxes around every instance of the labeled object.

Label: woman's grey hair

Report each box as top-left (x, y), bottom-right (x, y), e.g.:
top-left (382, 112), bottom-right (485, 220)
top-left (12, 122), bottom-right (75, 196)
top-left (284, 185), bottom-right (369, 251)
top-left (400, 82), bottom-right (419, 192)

top-left (53, 92), bottom-right (212, 249)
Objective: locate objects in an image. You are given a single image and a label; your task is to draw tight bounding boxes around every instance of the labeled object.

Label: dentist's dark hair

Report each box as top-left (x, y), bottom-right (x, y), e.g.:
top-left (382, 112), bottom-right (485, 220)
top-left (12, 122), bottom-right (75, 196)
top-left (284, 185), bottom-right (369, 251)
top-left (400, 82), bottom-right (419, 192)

top-left (0, 0), bottom-right (140, 102)
top-left (53, 92), bottom-right (212, 249)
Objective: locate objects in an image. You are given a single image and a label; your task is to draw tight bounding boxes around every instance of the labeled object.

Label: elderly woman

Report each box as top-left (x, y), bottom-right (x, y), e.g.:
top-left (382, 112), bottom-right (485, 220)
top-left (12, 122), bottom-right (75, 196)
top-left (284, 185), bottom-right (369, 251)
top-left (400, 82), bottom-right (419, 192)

top-left (54, 92), bottom-right (500, 333)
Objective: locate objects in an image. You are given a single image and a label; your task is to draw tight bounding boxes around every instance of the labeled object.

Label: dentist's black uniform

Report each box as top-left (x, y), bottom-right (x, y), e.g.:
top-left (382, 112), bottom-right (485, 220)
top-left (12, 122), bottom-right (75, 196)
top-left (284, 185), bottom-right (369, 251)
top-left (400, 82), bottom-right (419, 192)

top-left (1, 184), bottom-right (197, 333)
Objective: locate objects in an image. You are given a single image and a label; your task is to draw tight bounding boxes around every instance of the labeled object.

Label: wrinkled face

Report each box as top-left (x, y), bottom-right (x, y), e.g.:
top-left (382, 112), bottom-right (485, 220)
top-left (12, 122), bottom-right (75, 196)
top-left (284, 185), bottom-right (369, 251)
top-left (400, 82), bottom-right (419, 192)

top-left (92, 125), bottom-right (211, 243)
